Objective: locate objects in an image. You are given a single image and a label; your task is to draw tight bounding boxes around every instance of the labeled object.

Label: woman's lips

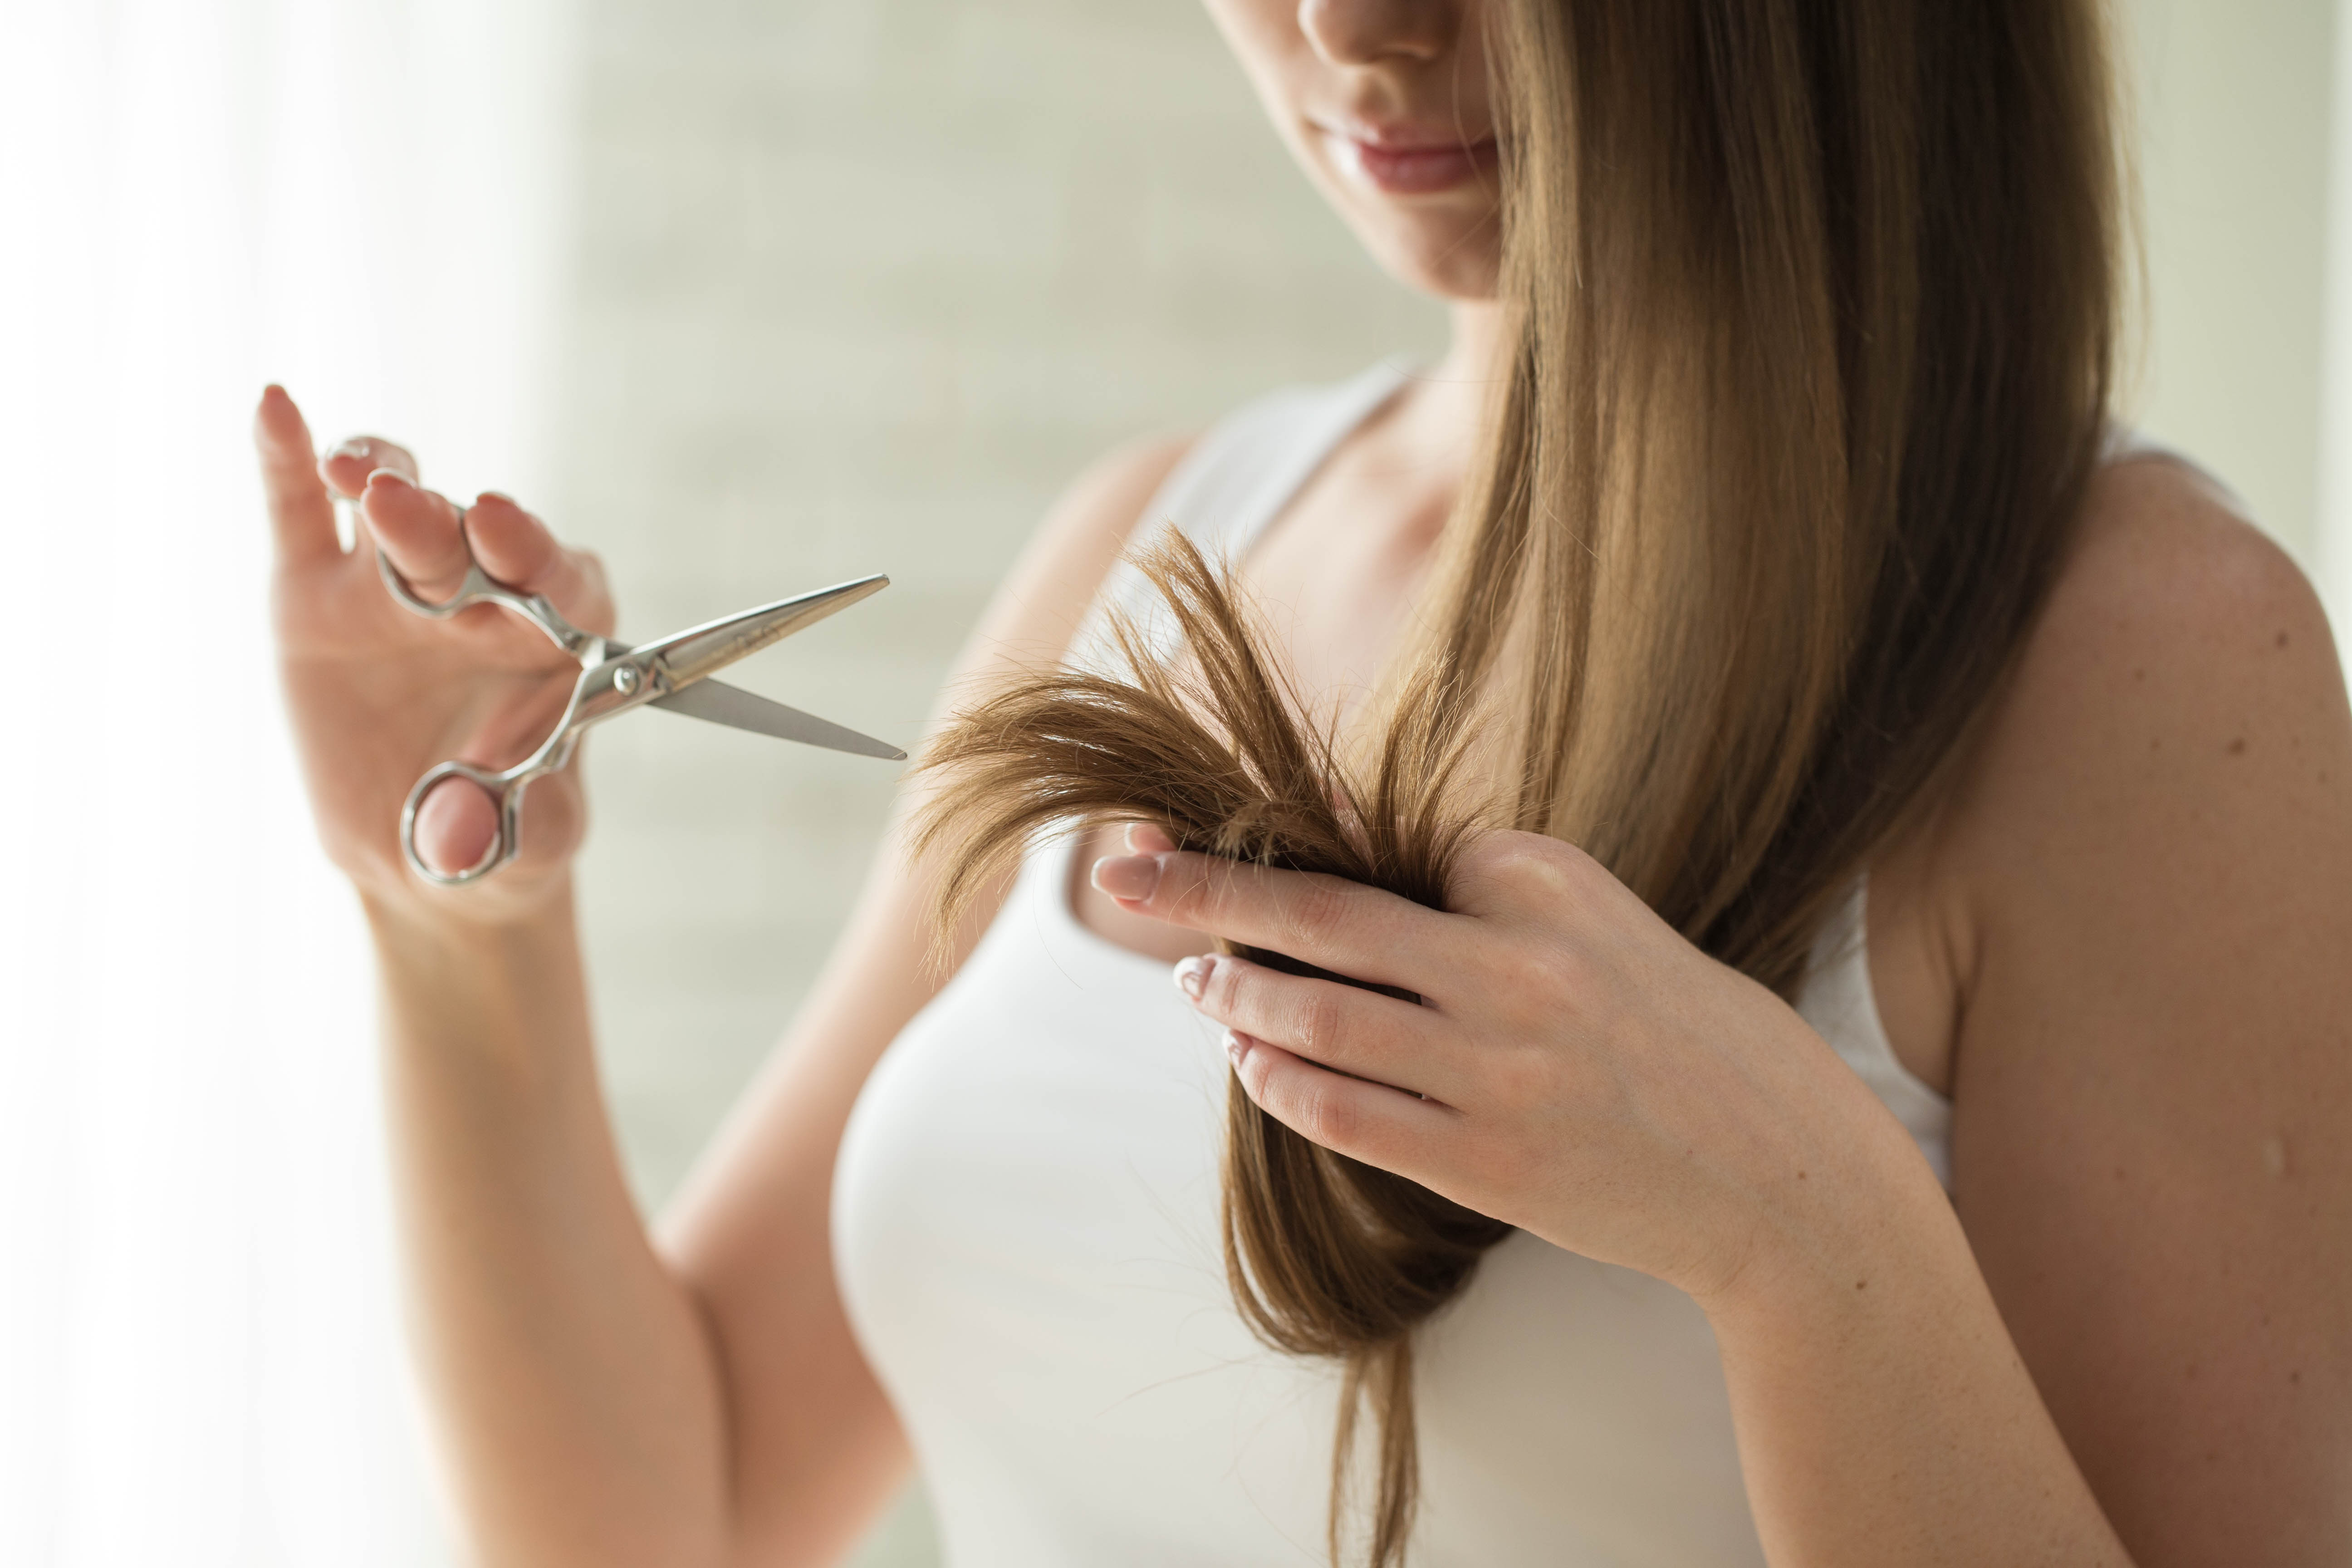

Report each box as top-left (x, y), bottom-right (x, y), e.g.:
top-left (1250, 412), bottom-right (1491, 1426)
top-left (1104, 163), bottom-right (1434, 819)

top-left (1320, 129), bottom-right (1498, 196)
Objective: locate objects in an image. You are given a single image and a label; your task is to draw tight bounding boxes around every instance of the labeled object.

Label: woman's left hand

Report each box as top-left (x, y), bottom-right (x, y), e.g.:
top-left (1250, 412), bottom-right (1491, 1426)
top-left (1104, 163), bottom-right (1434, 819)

top-left (1091, 825), bottom-right (1937, 1308)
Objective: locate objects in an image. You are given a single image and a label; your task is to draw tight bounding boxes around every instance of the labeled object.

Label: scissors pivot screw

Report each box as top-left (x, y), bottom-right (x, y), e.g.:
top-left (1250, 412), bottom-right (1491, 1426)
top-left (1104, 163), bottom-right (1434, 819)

top-left (612, 665), bottom-right (641, 696)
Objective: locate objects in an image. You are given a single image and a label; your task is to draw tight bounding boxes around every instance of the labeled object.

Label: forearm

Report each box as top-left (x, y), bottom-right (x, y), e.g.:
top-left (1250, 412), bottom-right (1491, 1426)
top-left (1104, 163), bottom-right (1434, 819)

top-left (370, 888), bottom-right (733, 1568)
top-left (1702, 1149), bottom-right (2132, 1568)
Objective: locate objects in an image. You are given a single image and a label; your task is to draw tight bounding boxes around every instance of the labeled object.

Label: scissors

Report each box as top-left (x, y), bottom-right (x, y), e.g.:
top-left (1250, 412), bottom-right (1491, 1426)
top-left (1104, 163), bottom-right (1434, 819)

top-left (356, 500), bottom-right (906, 887)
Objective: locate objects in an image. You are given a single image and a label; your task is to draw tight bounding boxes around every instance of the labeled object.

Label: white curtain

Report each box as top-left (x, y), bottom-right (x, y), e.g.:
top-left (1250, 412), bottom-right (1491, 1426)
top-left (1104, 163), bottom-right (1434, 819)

top-left (0, 2), bottom-right (572, 1563)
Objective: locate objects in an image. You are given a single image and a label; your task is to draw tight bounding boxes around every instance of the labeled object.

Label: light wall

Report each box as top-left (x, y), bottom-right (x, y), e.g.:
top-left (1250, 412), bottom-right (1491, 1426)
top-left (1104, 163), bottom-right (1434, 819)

top-left (548, 4), bottom-right (2340, 1563)
top-left (2122, 0), bottom-right (2336, 567)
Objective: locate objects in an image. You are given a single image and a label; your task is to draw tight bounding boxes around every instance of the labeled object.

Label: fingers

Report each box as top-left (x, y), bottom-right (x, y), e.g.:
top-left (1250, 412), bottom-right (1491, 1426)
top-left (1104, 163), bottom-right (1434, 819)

top-left (1225, 1030), bottom-right (1453, 1173)
top-left (362, 468), bottom-right (474, 598)
top-left (318, 432), bottom-right (419, 502)
top-left (1176, 951), bottom-right (1460, 1104)
top-left (253, 386), bottom-right (341, 565)
top-left (1091, 849), bottom-right (1451, 993)
top-left (462, 492), bottom-right (609, 629)
top-left (324, 440), bottom-right (609, 632)
top-left (1124, 820), bottom-right (1178, 855)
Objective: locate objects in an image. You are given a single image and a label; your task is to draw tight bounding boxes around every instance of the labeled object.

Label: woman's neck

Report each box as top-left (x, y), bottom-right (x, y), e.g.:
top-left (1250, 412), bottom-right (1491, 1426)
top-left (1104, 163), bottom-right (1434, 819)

top-left (1429, 299), bottom-right (1509, 434)
top-left (1367, 300), bottom-right (1506, 530)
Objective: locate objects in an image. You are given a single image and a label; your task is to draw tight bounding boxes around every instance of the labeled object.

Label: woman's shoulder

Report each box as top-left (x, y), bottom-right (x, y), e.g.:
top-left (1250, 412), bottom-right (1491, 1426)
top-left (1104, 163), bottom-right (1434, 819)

top-left (1982, 452), bottom-right (2341, 823)
top-left (2054, 452), bottom-right (2321, 666)
top-left (1928, 446), bottom-right (2350, 1012)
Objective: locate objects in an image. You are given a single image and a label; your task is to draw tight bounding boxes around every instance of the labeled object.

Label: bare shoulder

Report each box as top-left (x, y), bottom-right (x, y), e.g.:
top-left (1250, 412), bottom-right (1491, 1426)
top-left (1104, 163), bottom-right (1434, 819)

top-left (947, 432), bottom-right (1195, 685)
top-left (1950, 454), bottom-right (2350, 884)
top-left (2022, 452), bottom-right (2338, 721)
top-left (1931, 454), bottom-right (2352, 1563)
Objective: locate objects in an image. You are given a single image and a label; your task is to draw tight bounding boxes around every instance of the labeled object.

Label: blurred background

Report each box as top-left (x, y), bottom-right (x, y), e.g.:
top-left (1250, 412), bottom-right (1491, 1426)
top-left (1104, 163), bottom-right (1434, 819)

top-left (1, 1), bottom-right (2345, 1564)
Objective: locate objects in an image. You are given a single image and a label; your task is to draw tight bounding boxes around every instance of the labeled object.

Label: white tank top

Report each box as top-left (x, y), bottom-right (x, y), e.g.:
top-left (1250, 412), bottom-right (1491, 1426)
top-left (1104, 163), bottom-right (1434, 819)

top-left (832, 362), bottom-right (1954, 1567)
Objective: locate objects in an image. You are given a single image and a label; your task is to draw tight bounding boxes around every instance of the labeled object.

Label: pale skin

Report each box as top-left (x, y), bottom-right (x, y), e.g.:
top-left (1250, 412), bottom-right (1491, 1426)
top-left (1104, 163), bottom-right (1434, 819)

top-left (255, 0), bottom-right (2350, 1564)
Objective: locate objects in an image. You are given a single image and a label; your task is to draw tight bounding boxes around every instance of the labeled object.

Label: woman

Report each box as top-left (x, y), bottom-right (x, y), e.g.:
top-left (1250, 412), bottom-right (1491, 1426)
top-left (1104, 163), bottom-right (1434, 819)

top-left (253, 0), bottom-right (2351, 1563)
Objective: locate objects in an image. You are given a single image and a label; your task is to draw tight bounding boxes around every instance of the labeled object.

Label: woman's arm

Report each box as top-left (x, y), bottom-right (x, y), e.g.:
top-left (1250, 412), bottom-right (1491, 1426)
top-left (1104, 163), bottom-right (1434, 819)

top-left (1091, 463), bottom-right (2350, 1564)
top-left (1701, 461), bottom-right (2352, 1565)
top-left (1913, 462), bottom-right (2352, 1563)
top-left (258, 389), bottom-right (1186, 1568)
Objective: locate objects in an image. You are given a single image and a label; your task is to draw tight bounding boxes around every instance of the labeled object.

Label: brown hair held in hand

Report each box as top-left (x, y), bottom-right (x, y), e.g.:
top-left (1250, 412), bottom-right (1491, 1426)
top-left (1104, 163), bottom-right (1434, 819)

top-left (911, 527), bottom-right (1509, 1568)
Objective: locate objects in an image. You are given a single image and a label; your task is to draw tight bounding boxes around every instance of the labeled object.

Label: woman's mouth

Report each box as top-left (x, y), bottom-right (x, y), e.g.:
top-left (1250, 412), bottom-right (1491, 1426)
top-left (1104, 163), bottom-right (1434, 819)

top-left (1317, 125), bottom-right (1499, 196)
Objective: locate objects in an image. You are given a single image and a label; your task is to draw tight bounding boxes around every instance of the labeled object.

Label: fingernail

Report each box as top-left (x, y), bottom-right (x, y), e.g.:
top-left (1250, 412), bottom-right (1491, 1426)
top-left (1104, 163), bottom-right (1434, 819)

top-left (478, 490), bottom-right (514, 504)
top-left (368, 466), bottom-right (413, 491)
top-left (1091, 853), bottom-right (1161, 902)
top-left (1224, 1029), bottom-right (1253, 1068)
top-left (1172, 955), bottom-right (1212, 1001)
top-left (328, 437), bottom-right (371, 462)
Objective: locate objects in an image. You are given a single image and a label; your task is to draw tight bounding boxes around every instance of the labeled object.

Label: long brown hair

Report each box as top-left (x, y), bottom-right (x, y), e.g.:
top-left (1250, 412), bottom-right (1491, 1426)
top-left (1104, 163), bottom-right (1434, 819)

top-left (916, 0), bottom-right (2122, 1560)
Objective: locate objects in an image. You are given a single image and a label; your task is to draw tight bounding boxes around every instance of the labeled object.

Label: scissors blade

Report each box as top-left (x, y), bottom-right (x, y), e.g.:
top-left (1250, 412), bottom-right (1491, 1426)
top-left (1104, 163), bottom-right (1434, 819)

top-left (638, 574), bottom-right (891, 691)
top-left (651, 679), bottom-right (907, 761)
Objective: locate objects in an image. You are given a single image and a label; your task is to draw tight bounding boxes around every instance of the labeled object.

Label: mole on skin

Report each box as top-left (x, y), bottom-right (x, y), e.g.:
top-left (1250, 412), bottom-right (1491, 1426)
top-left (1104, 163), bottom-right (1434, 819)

top-left (2261, 1134), bottom-right (2290, 1179)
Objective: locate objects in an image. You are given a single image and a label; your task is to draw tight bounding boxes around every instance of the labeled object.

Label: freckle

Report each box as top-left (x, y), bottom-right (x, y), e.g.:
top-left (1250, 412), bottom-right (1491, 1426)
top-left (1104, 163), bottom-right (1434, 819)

top-left (2150, 738), bottom-right (2162, 753)
top-left (1854, 1279), bottom-right (1867, 1291)
top-left (2263, 1134), bottom-right (2290, 1177)
top-left (1796, 1169), bottom-right (1807, 1181)
top-left (2290, 1369), bottom-right (2303, 1386)
top-left (2277, 631), bottom-right (2289, 648)
top-left (2227, 737), bottom-right (2247, 756)
top-left (2132, 666), bottom-right (2146, 681)
top-left (2112, 1165), bottom-right (2126, 1181)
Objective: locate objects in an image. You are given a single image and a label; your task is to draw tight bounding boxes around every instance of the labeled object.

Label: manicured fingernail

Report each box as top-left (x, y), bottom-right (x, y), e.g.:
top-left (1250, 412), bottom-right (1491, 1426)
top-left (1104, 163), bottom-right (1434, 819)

top-left (1173, 955), bottom-right (1211, 1001)
top-left (1224, 1029), bottom-right (1253, 1068)
top-left (1091, 853), bottom-right (1161, 901)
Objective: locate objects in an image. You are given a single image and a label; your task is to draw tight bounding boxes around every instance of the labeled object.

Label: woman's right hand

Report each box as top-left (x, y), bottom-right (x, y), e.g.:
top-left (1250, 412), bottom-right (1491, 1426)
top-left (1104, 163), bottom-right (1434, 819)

top-left (255, 384), bottom-right (615, 922)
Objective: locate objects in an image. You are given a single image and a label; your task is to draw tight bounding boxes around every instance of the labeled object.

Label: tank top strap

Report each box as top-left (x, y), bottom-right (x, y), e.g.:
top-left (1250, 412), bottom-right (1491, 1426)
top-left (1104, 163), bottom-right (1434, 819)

top-left (1078, 360), bottom-right (1412, 669)
top-left (1793, 881), bottom-right (1954, 1189)
top-left (1020, 361), bottom-right (1414, 910)
top-left (1155, 358), bottom-right (1415, 557)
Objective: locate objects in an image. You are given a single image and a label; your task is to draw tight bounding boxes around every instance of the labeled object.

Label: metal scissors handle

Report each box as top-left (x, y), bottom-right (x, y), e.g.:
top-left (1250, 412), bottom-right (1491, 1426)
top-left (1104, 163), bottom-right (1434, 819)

top-left (370, 507), bottom-right (902, 887)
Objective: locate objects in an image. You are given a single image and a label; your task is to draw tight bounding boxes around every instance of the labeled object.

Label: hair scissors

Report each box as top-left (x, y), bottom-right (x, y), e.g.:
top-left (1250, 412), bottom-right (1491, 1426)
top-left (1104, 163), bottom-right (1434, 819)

top-left (362, 506), bottom-right (905, 886)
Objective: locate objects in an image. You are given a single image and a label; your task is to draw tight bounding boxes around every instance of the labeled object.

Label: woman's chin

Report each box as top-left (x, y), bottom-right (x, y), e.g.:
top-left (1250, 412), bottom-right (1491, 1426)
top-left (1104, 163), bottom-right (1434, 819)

top-left (1362, 222), bottom-right (1503, 304)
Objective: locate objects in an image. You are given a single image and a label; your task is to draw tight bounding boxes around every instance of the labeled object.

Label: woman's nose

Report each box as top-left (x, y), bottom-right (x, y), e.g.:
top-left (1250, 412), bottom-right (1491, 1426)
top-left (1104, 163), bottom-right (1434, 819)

top-left (1297, 0), bottom-right (1453, 67)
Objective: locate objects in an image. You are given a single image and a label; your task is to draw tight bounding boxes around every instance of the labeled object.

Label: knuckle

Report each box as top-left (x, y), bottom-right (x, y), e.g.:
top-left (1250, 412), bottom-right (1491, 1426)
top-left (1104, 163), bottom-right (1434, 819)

top-left (1485, 1047), bottom-right (1552, 1107)
top-left (1292, 989), bottom-right (1344, 1058)
top-left (1281, 878), bottom-right (1352, 952)
top-left (1524, 940), bottom-right (1588, 1003)
top-left (1468, 1133), bottom-right (1537, 1196)
top-left (1165, 858), bottom-right (1222, 923)
top-left (1207, 955), bottom-right (1250, 1015)
top-left (1504, 834), bottom-right (1583, 890)
top-left (1289, 1078), bottom-right (1356, 1149)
